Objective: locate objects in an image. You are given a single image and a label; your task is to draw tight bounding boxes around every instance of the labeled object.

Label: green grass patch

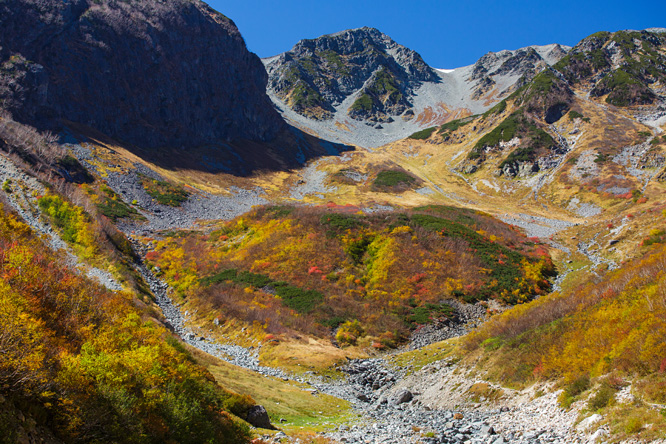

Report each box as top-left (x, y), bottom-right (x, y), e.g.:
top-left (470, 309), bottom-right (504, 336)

top-left (198, 349), bottom-right (353, 431)
top-left (139, 174), bottom-right (189, 207)
top-left (96, 185), bottom-right (142, 221)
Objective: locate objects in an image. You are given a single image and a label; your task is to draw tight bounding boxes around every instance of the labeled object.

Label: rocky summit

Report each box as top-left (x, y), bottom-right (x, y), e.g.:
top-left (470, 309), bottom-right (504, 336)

top-left (264, 27), bottom-right (438, 122)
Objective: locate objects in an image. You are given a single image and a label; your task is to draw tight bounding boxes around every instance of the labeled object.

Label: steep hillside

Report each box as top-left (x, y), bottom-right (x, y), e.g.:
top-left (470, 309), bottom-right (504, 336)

top-left (0, 202), bottom-right (253, 443)
top-left (465, 240), bottom-right (666, 442)
top-left (554, 29), bottom-right (666, 107)
top-left (264, 28), bottom-right (568, 148)
top-left (0, 0), bottom-right (284, 149)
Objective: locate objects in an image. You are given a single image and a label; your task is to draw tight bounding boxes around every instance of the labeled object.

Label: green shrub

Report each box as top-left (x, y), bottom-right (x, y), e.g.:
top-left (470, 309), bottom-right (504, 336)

top-left (595, 153), bottom-right (608, 163)
top-left (483, 100), bottom-right (507, 118)
top-left (559, 375), bottom-right (591, 408)
top-left (409, 127), bottom-right (436, 140)
top-left (96, 186), bottom-right (141, 221)
top-left (588, 382), bottom-right (617, 411)
top-left (470, 112), bottom-right (521, 158)
top-left (200, 269), bottom-right (323, 313)
top-left (373, 170), bottom-right (416, 189)
top-left (568, 111), bottom-right (582, 119)
top-left (291, 81), bottom-right (324, 110)
top-left (200, 269), bottom-right (239, 286)
top-left (236, 271), bottom-right (272, 288)
top-left (481, 337), bottom-right (504, 351)
top-left (272, 282), bottom-right (324, 313)
top-left (439, 117), bottom-right (475, 133)
top-left (335, 319), bottom-right (365, 345)
top-left (350, 93), bottom-right (373, 112)
top-left (407, 303), bottom-right (454, 326)
top-left (624, 416), bottom-right (644, 434)
top-left (2, 179), bottom-right (11, 193)
top-left (320, 213), bottom-right (363, 232)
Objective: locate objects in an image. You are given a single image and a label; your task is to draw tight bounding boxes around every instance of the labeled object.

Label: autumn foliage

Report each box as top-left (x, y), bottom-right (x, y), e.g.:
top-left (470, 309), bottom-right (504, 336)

top-left (0, 204), bottom-right (252, 443)
top-left (465, 241), bottom-right (666, 389)
top-left (144, 205), bottom-right (554, 345)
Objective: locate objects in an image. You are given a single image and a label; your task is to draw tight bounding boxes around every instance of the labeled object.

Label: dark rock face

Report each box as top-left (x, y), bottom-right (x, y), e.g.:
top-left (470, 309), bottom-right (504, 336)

top-left (245, 405), bottom-right (274, 429)
top-left (517, 69), bottom-right (575, 123)
top-left (0, 0), bottom-right (285, 149)
top-left (264, 27), bottom-right (438, 121)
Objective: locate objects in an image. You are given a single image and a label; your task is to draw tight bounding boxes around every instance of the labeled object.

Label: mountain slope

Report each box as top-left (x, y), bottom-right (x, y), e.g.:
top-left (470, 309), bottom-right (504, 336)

top-left (554, 28), bottom-right (666, 107)
top-left (264, 29), bottom-right (569, 148)
top-left (0, 202), bottom-right (253, 443)
top-left (0, 0), bottom-right (284, 149)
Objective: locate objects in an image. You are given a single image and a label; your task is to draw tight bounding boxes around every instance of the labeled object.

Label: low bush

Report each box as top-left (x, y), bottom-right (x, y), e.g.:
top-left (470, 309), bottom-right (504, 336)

top-left (372, 170), bottom-right (417, 190)
top-left (408, 127), bottom-right (437, 140)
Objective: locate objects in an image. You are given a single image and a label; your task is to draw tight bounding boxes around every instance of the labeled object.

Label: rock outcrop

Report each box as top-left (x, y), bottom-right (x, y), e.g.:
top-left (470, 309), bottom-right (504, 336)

top-left (555, 29), bottom-right (666, 107)
top-left (0, 0), bottom-right (285, 149)
top-left (468, 44), bottom-right (569, 101)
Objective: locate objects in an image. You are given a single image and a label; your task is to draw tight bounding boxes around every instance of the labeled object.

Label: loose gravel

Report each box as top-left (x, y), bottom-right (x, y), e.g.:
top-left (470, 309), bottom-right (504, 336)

top-left (0, 155), bottom-right (122, 291)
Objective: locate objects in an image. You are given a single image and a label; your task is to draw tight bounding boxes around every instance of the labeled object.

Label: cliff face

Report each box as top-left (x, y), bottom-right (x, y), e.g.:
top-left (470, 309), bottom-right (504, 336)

top-left (0, 0), bottom-right (285, 149)
top-left (264, 27), bottom-right (438, 122)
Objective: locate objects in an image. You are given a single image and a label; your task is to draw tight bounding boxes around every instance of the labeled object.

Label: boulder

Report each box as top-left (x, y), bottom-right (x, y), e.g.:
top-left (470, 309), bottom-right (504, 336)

top-left (393, 390), bottom-right (413, 405)
top-left (246, 405), bottom-right (274, 430)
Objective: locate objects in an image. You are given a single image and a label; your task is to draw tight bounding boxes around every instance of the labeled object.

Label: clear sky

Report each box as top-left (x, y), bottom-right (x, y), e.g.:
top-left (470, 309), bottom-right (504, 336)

top-left (206, 0), bottom-right (665, 69)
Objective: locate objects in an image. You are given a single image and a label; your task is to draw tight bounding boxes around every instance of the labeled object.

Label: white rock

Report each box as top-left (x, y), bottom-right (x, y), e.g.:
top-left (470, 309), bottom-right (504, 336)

top-left (577, 414), bottom-right (603, 431)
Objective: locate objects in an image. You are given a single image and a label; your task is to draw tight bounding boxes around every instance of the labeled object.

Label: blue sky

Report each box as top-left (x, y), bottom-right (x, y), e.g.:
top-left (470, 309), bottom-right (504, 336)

top-left (207, 0), bottom-right (665, 68)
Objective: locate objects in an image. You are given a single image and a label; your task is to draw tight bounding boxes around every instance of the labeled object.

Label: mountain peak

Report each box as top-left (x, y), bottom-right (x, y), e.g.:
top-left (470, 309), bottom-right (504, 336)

top-left (264, 27), bottom-right (437, 122)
